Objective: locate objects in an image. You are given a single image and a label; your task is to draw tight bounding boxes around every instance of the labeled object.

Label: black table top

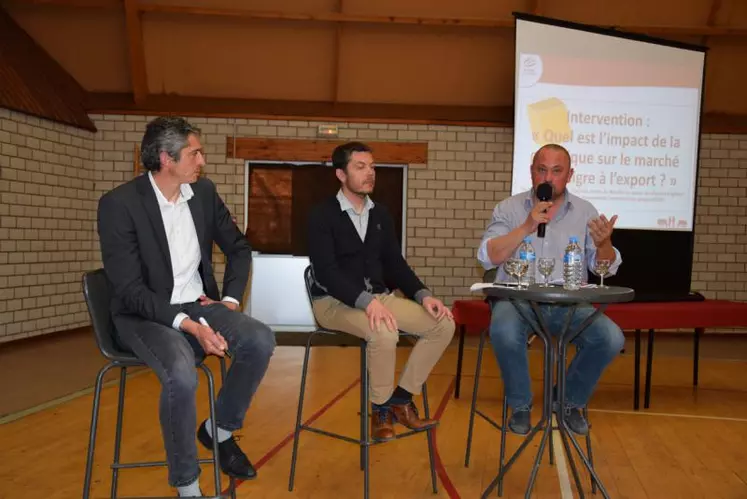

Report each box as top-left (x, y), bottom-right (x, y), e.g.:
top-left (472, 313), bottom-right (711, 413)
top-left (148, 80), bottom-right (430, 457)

top-left (475, 283), bottom-right (635, 305)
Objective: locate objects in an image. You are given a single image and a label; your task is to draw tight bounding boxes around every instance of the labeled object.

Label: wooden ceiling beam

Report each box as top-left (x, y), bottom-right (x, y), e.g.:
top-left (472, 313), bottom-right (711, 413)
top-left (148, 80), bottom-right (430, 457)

top-left (123, 0), bottom-right (147, 105)
top-left (527, 0), bottom-right (542, 16)
top-left (702, 0), bottom-right (723, 45)
top-left (7, 0), bottom-right (121, 8)
top-left (331, 0), bottom-right (342, 102)
top-left (137, 4), bottom-right (513, 28)
top-left (85, 92), bottom-right (747, 134)
top-left (8, 1), bottom-right (747, 37)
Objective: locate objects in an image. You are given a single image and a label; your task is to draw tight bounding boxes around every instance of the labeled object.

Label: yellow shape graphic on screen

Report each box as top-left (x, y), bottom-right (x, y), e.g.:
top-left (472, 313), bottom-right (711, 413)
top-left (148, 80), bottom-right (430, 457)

top-left (527, 98), bottom-right (572, 145)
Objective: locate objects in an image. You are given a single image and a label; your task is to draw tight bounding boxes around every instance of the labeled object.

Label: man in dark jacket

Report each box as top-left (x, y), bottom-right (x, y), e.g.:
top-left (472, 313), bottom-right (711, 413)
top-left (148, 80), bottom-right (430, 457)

top-left (307, 141), bottom-right (455, 441)
top-left (97, 117), bottom-right (275, 497)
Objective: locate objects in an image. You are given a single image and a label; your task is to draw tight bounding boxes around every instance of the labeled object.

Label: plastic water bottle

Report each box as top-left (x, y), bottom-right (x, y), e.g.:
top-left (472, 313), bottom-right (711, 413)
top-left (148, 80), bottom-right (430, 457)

top-left (563, 236), bottom-right (584, 290)
top-left (518, 236), bottom-right (536, 286)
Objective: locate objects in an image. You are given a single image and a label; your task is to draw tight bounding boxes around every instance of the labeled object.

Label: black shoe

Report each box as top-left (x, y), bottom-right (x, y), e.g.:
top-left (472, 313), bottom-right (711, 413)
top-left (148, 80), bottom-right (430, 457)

top-left (197, 421), bottom-right (257, 480)
top-left (563, 407), bottom-right (589, 436)
top-left (507, 408), bottom-right (531, 435)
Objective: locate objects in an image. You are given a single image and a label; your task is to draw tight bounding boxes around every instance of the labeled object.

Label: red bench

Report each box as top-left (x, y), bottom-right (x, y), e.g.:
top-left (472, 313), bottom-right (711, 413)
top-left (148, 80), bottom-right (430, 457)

top-left (452, 298), bottom-right (747, 410)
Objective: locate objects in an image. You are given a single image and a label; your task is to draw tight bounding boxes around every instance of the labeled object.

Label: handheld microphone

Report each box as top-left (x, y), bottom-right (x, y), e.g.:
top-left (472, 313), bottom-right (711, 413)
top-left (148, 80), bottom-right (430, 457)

top-left (536, 182), bottom-right (553, 238)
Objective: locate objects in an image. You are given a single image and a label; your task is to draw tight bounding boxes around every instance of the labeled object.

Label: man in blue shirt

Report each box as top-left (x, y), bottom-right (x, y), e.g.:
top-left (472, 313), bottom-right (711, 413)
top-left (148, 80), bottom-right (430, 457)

top-left (477, 143), bottom-right (624, 435)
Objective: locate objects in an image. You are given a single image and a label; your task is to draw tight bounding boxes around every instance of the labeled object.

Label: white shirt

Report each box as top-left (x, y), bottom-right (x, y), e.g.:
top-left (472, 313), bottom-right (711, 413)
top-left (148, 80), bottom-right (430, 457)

top-left (147, 172), bottom-right (238, 330)
top-left (337, 189), bottom-right (375, 241)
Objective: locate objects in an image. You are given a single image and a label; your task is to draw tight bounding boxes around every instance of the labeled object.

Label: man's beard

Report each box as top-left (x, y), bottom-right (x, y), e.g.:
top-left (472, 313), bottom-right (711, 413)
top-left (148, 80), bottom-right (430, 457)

top-left (347, 180), bottom-right (374, 196)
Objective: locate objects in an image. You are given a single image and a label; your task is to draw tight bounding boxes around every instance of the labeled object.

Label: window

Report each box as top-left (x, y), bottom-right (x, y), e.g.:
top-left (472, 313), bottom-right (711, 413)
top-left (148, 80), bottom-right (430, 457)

top-left (244, 162), bottom-right (406, 256)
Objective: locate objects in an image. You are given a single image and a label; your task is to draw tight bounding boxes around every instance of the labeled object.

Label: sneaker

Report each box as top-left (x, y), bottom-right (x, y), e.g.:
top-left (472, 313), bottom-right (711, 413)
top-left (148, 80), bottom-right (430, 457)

top-left (507, 408), bottom-right (531, 435)
top-left (563, 407), bottom-right (589, 436)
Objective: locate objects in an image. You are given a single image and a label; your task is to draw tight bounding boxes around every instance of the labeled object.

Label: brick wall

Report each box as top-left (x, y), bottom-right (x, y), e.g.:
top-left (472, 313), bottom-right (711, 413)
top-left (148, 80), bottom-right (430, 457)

top-left (1, 109), bottom-right (745, 342)
top-left (89, 115), bottom-right (747, 307)
top-left (691, 134), bottom-right (747, 301)
top-left (0, 108), bottom-right (96, 343)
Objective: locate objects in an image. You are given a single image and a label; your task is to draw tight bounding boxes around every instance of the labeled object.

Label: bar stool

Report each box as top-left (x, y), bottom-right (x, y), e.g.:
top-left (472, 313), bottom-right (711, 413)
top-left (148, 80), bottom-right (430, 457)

top-left (81, 269), bottom-right (236, 499)
top-left (287, 265), bottom-right (438, 499)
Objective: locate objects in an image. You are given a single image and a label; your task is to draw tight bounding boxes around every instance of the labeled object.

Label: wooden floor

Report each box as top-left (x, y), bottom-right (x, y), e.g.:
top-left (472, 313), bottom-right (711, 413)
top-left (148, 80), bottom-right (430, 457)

top-left (1, 339), bottom-right (747, 498)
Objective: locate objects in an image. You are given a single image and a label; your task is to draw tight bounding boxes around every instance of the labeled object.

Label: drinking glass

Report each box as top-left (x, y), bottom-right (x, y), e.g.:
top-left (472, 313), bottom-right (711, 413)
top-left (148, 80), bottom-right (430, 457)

top-left (594, 259), bottom-right (611, 288)
top-left (503, 259), bottom-right (520, 287)
top-left (537, 257), bottom-right (555, 287)
top-left (514, 259), bottom-right (529, 288)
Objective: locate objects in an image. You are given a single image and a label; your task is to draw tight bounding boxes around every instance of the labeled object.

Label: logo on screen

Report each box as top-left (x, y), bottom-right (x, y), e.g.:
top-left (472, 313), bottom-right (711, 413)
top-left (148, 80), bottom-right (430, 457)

top-left (519, 54), bottom-right (543, 87)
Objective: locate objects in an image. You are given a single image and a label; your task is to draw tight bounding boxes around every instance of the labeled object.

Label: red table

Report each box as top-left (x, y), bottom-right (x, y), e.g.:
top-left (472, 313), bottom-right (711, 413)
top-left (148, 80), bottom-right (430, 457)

top-left (452, 298), bottom-right (747, 409)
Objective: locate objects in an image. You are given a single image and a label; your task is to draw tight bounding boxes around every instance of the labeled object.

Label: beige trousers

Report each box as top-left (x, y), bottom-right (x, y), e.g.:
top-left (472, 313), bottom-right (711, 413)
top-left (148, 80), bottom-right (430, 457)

top-left (312, 293), bottom-right (455, 405)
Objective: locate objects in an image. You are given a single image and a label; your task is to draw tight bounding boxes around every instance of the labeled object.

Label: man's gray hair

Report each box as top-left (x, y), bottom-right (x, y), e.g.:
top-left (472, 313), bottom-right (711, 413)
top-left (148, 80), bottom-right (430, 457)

top-left (140, 116), bottom-right (201, 172)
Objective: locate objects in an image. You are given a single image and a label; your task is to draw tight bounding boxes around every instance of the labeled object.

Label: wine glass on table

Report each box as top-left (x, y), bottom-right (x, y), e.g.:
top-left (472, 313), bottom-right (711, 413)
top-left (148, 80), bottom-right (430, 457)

top-left (503, 259), bottom-right (520, 287)
top-left (514, 259), bottom-right (529, 289)
top-left (594, 259), bottom-right (611, 288)
top-left (537, 257), bottom-right (555, 287)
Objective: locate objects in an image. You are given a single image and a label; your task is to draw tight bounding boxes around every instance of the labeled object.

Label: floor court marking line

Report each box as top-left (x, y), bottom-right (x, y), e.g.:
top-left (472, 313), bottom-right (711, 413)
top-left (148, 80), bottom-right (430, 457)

top-left (588, 408), bottom-right (747, 422)
top-left (552, 415), bottom-right (575, 499)
top-left (225, 377), bottom-right (361, 494)
top-left (0, 367), bottom-right (150, 425)
top-left (430, 377), bottom-right (460, 499)
top-left (228, 376), bottom-right (461, 497)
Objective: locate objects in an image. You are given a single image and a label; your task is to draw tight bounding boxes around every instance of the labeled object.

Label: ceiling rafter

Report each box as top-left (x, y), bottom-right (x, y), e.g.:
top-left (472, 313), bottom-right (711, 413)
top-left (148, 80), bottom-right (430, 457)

top-left (123, 0), bottom-right (147, 105)
top-left (8, 0), bottom-right (747, 37)
top-left (332, 0), bottom-right (342, 102)
top-left (702, 0), bottom-right (724, 46)
top-left (10, 0), bottom-right (121, 8)
top-left (528, 0), bottom-right (542, 16)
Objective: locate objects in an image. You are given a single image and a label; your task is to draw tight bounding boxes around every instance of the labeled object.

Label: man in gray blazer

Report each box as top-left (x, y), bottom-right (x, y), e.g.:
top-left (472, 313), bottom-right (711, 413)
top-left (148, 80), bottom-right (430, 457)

top-left (97, 117), bottom-right (275, 497)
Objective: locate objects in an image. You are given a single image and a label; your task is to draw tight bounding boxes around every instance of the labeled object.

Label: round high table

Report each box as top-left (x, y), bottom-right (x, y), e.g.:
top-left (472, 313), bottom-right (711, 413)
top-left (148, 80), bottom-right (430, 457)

top-left (477, 283), bottom-right (634, 499)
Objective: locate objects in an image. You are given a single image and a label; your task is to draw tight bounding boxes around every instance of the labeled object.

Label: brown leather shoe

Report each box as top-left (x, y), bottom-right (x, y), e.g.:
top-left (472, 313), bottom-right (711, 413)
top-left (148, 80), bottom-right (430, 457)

top-left (391, 401), bottom-right (438, 430)
top-left (371, 406), bottom-right (395, 441)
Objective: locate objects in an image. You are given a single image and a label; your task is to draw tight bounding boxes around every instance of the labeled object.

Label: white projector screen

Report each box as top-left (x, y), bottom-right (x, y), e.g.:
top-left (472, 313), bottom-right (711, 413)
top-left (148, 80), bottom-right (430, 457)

top-left (511, 16), bottom-right (706, 231)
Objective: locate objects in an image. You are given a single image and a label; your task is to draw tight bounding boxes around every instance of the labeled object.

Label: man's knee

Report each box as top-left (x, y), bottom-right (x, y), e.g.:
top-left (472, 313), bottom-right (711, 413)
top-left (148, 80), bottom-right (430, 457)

top-left (368, 329), bottom-right (399, 350)
top-left (235, 317), bottom-right (276, 360)
top-left (606, 324), bottom-right (625, 355)
top-left (163, 350), bottom-right (199, 397)
top-left (434, 316), bottom-right (456, 342)
top-left (489, 302), bottom-right (529, 349)
top-left (585, 317), bottom-right (625, 356)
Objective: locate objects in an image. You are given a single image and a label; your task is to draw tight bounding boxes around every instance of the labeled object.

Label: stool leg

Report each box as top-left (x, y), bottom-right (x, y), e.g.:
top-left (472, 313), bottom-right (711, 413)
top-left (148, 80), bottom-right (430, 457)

top-left (219, 358), bottom-right (237, 499)
top-left (464, 328), bottom-right (487, 467)
top-left (560, 429), bottom-right (586, 499)
top-left (110, 367), bottom-right (128, 498)
top-left (289, 335), bottom-right (314, 491)
top-left (422, 383), bottom-right (438, 494)
top-left (548, 417), bottom-right (555, 466)
top-left (693, 328), bottom-right (702, 387)
top-left (584, 407), bottom-right (596, 495)
top-left (497, 396), bottom-right (508, 497)
top-left (455, 324), bottom-right (466, 399)
top-left (644, 329), bottom-right (654, 409)
top-left (361, 344), bottom-right (370, 499)
top-left (634, 329), bottom-right (641, 410)
top-left (83, 363), bottom-right (116, 499)
top-left (199, 365), bottom-right (222, 498)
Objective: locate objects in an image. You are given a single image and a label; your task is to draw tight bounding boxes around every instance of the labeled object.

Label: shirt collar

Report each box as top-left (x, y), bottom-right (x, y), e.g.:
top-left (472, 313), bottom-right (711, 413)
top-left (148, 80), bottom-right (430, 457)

top-left (336, 189), bottom-right (374, 214)
top-left (148, 171), bottom-right (194, 207)
top-left (523, 187), bottom-right (573, 212)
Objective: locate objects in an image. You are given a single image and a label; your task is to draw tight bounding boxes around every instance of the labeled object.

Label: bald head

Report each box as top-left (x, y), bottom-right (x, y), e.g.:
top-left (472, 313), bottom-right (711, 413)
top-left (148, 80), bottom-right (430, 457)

top-left (532, 144), bottom-right (571, 169)
top-left (530, 143), bottom-right (573, 201)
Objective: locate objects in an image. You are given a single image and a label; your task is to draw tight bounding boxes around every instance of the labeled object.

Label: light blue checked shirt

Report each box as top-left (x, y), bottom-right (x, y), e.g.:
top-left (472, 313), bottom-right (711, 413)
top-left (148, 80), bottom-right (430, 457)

top-left (477, 189), bottom-right (622, 283)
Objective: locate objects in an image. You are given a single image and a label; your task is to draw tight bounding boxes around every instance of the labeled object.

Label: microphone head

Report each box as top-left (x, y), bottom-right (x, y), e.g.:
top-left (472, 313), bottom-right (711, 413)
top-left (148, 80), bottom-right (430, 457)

top-left (536, 182), bottom-right (553, 202)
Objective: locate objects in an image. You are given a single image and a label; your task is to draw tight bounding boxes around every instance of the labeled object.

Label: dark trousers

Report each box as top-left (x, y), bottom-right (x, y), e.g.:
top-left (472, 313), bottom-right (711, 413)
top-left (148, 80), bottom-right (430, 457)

top-left (116, 302), bottom-right (275, 486)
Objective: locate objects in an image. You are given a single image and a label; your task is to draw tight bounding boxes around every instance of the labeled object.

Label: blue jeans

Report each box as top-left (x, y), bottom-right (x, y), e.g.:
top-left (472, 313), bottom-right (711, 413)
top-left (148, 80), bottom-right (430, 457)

top-left (489, 299), bottom-right (623, 411)
top-left (116, 302), bottom-right (276, 487)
